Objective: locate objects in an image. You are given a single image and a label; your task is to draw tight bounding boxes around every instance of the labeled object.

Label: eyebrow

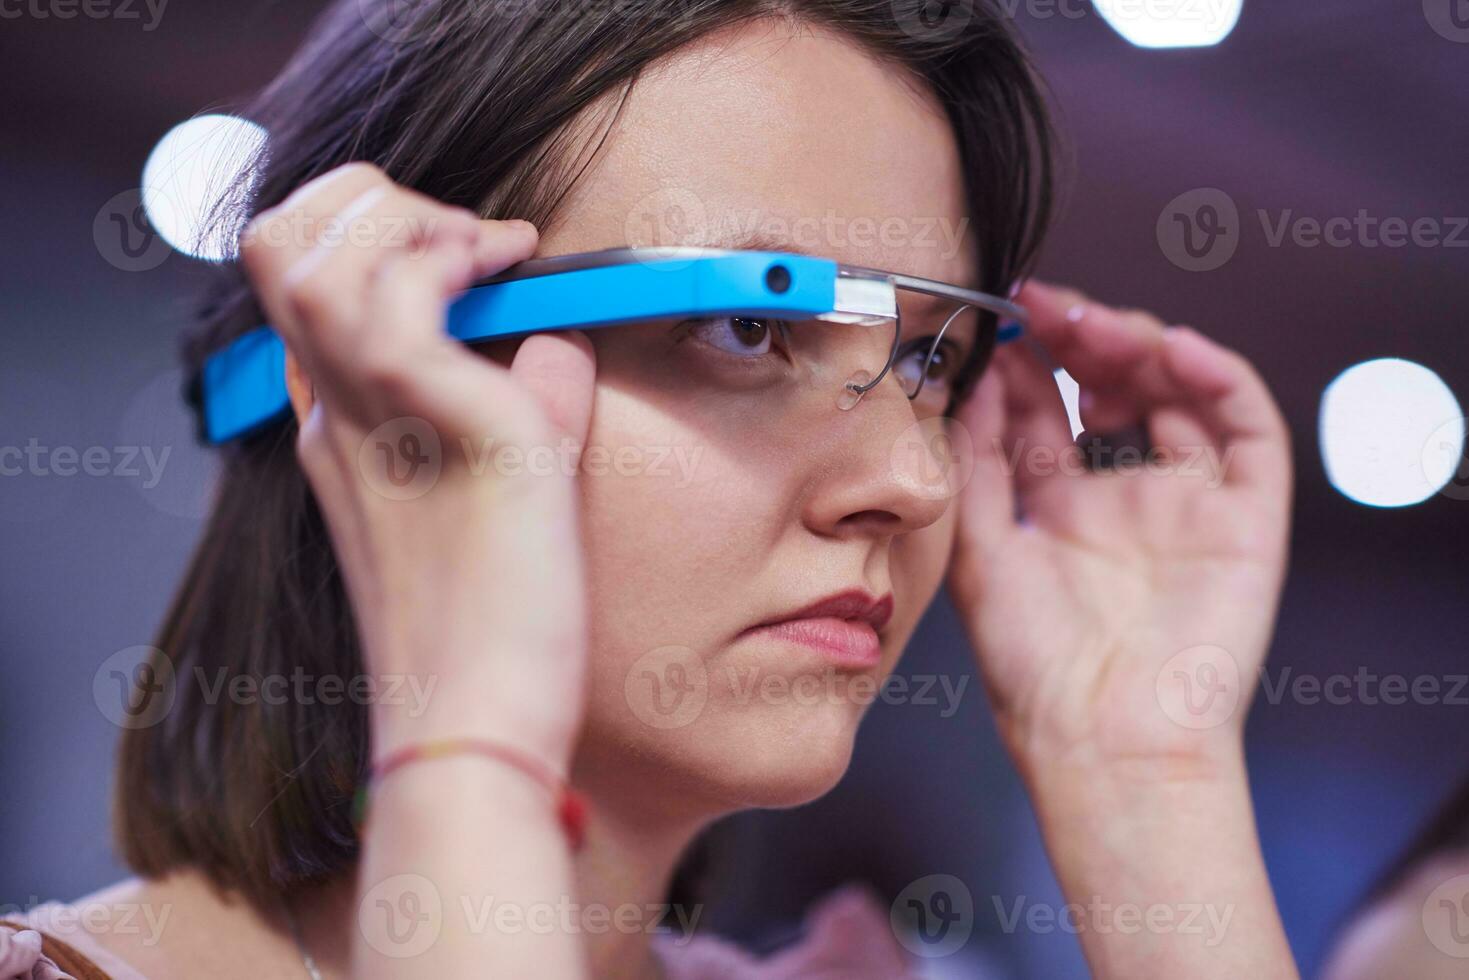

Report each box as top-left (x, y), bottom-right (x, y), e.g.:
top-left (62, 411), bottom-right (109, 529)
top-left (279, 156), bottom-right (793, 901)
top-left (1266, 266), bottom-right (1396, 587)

top-left (700, 228), bottom-right (817, 257)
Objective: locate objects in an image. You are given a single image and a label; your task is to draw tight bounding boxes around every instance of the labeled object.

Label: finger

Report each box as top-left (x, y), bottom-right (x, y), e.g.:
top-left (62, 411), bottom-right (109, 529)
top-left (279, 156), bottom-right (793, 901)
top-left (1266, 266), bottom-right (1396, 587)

top-left (953, 364), bottom-right (1018, 556)
top-left (1015, 281), bottom-right (1167, 390)
top-left (281, 189), bottom-right (481, 296)
top-left (269, 202), bottom-right (529, 404)
top-left (1017, 280), bottom-right (1291, 503)
top-left (1147, 405), bottom-right (1213, 465)
top-left (1018, 281), bottom-right (1194, 436)
top-left (1077, 387), bottom-right (1145, 434)
top-left (240, 163), bottom-right (395, 324)
top-left (321, 241), bottom-right (547, 443)
top-left (471, 219), bottom-right (539, 280)
top-left (1160, 327), bottom-right (1292, 499)
top-left (994, 340), bottom-right (1082, 500)
top-left (508, 332), bottom-right (597, 449)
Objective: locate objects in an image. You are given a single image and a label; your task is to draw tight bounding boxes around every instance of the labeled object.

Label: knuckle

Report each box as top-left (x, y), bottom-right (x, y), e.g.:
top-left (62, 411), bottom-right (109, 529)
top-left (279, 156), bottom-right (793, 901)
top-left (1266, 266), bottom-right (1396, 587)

top-left (283, 269), bottom-right (342, 325)
top-left (1118, 307), bottom-right (1165, 332)
top-left (239, 210), bottom-right (286, 263)
top-left (337, 160), bottom-right (387, 183)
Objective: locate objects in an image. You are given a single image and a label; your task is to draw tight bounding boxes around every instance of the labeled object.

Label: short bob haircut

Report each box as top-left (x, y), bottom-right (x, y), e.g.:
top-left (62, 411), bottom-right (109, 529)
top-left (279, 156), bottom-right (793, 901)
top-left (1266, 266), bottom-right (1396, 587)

top-left (116, 0), bottom-right (1056, 911)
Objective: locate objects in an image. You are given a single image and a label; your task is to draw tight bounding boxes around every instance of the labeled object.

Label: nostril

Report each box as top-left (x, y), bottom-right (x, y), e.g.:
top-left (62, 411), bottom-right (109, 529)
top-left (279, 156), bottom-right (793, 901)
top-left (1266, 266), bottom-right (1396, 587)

top-left (835, 509), bottom-right (903, 532)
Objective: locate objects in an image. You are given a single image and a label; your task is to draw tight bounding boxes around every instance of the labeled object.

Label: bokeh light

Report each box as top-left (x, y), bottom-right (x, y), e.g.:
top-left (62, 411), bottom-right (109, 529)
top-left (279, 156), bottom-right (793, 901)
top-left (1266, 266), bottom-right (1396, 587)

top-left (141, 114), bottom-right (266, 262)
top-left (1319, 358), bottom-right (1464, 508)
top-left (1094, 0), bottom-right (1243, 48)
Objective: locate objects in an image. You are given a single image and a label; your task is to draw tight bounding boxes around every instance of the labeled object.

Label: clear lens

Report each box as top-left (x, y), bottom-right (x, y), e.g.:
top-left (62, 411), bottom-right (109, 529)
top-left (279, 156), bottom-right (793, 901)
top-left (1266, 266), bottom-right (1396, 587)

top-left (822, 289), bottom-right (981, 416)
top-left (652, 265), bottom-right (1007, 422)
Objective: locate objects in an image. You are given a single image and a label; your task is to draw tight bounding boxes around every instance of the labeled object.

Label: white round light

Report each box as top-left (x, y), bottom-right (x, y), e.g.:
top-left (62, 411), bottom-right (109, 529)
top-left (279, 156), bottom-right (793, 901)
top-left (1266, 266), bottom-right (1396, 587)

top-left (1093, 0), bottom-right (1243, 49)
top-left (142, 114), bottom-right (267, 262)
top-left (1319, 358), bottom-right (1464, 508)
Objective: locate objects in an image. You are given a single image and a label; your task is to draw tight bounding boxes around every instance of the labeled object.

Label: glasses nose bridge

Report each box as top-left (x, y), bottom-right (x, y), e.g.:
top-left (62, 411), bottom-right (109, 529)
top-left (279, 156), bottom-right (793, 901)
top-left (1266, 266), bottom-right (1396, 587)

top-left (838, 313), bottom-right (905, 410)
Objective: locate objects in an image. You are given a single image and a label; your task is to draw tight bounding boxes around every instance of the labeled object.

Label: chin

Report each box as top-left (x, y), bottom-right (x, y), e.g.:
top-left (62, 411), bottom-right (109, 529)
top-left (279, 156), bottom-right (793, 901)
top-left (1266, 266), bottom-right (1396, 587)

top-left (578, 653), bottom-right (878, 819)
top-left (655, 697), bottom-right (868, 813)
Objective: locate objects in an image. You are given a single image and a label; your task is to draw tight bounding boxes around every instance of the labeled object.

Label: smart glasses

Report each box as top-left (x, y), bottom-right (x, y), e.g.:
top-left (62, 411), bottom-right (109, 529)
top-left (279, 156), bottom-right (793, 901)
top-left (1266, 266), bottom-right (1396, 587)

top-left (200, 247), bottom-right (1026, 443)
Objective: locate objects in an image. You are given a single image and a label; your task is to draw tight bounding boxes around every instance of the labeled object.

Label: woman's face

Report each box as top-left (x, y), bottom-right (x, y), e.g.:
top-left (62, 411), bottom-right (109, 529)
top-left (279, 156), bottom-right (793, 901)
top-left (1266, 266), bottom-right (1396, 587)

top-left (539, 19), bottom-right (979, 816)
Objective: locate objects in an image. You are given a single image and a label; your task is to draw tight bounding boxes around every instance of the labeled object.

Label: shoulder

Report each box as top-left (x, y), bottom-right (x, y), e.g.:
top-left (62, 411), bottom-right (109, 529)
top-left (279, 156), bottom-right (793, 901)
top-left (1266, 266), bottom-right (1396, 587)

top-left (655, 884), bottom-right (919, 980)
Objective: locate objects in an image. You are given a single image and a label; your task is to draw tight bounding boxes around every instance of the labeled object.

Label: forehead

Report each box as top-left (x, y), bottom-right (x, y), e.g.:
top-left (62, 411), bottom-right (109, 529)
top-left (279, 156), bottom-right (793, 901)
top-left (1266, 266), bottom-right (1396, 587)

top-left (539, 18), bottom-right (976, 287)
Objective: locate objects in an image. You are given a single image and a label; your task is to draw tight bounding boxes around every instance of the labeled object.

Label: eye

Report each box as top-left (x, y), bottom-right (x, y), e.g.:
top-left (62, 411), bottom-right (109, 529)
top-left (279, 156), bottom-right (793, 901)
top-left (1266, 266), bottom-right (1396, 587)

top-left (895, 337), bottom-right (964, 394)
top-left (685, 316), bottom-right (786, 357)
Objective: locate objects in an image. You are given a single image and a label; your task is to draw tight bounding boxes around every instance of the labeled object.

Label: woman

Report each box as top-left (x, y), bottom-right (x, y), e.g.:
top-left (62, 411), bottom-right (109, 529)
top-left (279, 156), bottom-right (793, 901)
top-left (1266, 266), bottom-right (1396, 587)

top-left (0, 0), bottom-right (1297, 976)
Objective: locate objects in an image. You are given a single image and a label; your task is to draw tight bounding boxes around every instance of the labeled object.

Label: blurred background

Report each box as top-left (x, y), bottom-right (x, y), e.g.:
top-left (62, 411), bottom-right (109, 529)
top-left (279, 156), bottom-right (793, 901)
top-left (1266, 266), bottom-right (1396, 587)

top-left (2, 1), bottom-right (1466, 976)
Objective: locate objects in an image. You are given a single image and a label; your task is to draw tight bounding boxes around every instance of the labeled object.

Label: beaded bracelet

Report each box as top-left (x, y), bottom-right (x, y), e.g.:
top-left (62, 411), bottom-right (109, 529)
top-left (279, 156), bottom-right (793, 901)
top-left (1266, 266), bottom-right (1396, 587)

top-left (352, 737), bottom-right (588, 851)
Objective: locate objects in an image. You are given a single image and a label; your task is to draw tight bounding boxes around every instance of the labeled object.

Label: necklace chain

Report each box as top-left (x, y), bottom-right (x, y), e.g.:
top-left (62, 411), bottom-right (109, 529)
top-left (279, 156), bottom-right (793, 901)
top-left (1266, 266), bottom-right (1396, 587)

top-left (283, 903), bottom-right (325, 980)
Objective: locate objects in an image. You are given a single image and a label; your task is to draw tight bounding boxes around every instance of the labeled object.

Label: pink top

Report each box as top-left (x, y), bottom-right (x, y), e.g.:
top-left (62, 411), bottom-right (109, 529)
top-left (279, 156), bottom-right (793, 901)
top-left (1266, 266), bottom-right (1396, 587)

top-left (3, 885), bottom-right (913, 979)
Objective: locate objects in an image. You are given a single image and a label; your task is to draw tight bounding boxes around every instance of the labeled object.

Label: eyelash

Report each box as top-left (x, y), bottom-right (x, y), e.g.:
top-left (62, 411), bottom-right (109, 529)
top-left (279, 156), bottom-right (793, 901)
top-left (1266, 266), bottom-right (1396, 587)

top-left (679, 316), bottom-right (794, 362)
top-left (678, 315), bottom-right (970, 395)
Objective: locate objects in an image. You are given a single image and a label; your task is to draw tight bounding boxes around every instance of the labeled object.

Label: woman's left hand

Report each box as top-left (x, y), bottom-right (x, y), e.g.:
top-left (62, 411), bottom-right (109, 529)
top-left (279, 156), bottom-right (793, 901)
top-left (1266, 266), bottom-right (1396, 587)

top-left (947, 280), bottom-right (1293, 777)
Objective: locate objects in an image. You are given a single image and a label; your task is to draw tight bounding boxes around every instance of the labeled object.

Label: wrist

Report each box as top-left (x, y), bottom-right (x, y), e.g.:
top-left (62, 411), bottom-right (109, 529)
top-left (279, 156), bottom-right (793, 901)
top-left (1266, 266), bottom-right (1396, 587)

top-left (1018, 750), bottom-right (1295, 980)
top-left (1018, 740), bottom-right (1260, 896)
top-left (358, 735), bottom-right (588, 851)
top-left (1010, 727), bottom-right (1249, 798)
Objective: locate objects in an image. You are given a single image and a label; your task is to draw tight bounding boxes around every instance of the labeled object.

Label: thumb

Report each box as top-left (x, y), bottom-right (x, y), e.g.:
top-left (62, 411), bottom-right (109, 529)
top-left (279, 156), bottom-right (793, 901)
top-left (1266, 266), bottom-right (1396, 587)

top-left (953, 364), bottom-right (1016, 560)
top-left (508, 330), bottom-right (597, 450)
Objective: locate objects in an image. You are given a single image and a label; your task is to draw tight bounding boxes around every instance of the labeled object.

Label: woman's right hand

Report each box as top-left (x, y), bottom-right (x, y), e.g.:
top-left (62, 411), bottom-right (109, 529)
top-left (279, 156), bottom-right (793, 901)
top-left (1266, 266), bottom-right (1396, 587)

top-left (239, 162), bottom-right (596, 765)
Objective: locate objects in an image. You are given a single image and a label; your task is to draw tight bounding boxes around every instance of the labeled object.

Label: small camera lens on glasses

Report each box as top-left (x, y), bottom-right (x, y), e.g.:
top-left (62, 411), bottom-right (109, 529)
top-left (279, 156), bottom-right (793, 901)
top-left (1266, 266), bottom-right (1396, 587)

top-left (765, 264), bottom-right (792, 294)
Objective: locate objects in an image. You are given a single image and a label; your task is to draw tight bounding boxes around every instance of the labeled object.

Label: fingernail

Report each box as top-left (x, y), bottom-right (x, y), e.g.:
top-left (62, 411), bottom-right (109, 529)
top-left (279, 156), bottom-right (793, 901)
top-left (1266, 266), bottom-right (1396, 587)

top-left (1065, 303), bottom-right (1087, 324)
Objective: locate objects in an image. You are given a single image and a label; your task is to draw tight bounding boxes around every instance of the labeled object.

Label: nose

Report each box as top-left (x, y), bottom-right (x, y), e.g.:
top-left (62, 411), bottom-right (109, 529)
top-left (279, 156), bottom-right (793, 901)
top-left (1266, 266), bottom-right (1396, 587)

top-left (800, 379), bottom-right (955, 540)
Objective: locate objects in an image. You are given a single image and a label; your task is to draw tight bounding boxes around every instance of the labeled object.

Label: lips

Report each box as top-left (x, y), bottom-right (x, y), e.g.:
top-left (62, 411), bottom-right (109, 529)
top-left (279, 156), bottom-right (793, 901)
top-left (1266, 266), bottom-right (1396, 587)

top-left (744, 589), bottom-right (894, 668)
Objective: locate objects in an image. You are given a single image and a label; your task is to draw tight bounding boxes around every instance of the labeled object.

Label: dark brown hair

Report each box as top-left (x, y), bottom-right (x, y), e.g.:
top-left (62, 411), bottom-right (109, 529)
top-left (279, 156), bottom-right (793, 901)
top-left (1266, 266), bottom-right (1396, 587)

top-left (117, 0), bottom-right (1056, 909)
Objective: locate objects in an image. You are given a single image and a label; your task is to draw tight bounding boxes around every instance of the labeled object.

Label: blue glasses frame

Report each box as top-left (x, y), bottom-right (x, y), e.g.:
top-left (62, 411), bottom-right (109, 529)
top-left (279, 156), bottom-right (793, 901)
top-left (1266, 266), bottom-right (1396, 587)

top-left (200, 247), bottom-right (1026, 443)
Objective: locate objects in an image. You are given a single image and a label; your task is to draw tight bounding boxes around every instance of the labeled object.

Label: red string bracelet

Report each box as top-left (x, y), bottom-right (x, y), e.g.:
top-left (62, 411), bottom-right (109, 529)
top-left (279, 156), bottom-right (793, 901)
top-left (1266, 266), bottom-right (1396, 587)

top-left (352, 737), bottom-right (588, 851)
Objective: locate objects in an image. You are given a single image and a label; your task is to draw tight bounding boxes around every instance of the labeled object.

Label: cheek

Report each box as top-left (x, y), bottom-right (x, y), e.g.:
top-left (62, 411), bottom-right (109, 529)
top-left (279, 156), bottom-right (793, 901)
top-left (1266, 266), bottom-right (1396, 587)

top-left (577, 382), bottom-right (786, 661)
top-left (886, 502), bottom-right (958, 647)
